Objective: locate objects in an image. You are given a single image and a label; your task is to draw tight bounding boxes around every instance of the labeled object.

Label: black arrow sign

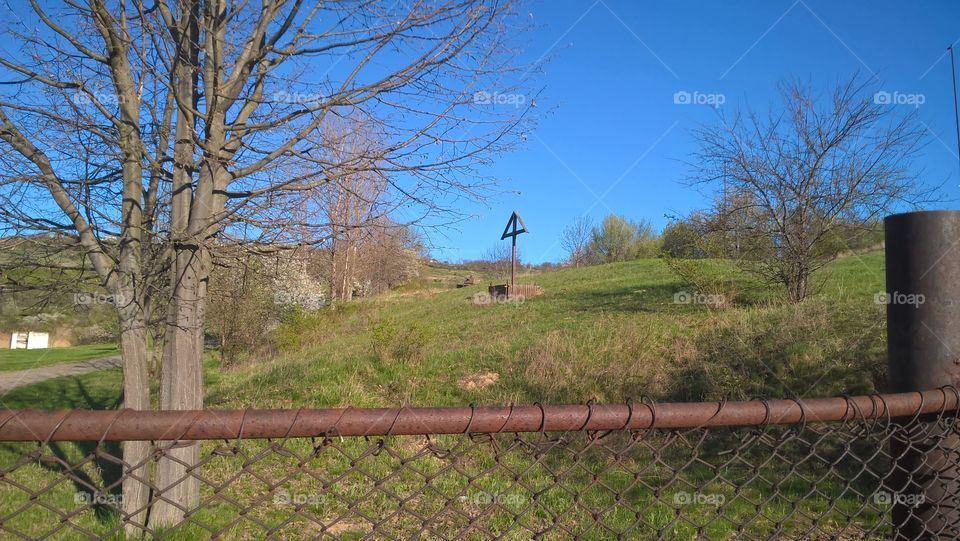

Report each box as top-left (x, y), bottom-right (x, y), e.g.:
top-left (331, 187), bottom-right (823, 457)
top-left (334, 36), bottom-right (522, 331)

top-left (500, 211), bottom-right (528, 241)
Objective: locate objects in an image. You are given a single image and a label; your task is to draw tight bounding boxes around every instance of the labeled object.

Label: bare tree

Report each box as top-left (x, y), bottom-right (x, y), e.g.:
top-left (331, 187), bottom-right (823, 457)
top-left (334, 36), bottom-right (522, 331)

top-left (483, 243), bottom-right (513, 279)
top-left (316, 121), bottom-right (391, 302)
top-left (689, 75), bottom-right (936, 303)
top-left (0, 0), bottom-right (533, 530)
top-left (560, 216), bottom-right (592, 267)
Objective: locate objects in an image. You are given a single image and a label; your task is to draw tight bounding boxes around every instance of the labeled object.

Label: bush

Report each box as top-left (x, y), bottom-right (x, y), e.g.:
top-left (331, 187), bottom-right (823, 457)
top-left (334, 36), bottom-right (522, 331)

top-left (275, 306), bottom-right (320, 352)
top-left (206, 258), bottom-right (280, 364)
top-left (662, 255), bottom-right (740, 308)
top-left (370, 319), bottom-right (430, 364)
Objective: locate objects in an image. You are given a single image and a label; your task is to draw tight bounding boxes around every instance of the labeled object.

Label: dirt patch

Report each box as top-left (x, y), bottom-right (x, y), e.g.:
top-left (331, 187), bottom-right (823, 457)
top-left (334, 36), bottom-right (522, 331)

top-left (458, 371), bottom-right (499, 391)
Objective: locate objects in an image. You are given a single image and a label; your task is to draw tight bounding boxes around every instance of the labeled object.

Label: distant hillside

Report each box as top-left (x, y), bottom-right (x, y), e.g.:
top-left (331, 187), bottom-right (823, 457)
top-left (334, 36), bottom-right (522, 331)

top-left (204, 250), bottom-right (888, 408)
top-left (3, 250), bottom-right (889, 410)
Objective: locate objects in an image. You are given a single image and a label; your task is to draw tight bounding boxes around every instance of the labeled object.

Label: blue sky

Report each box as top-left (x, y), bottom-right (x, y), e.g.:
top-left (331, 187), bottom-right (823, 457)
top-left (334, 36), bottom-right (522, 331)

top-left (428, 0), bottom-right (960, 263)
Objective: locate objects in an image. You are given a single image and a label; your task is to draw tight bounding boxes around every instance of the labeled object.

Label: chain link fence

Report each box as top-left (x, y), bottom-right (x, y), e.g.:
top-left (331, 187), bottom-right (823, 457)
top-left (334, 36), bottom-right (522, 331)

top-left (1, 389), bottom-right (959, 540)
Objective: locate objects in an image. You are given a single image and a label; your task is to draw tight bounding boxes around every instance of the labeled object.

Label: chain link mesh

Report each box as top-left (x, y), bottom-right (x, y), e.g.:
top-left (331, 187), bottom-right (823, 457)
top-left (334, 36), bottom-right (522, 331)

top-left (0, 398), bottom-right (958, 540)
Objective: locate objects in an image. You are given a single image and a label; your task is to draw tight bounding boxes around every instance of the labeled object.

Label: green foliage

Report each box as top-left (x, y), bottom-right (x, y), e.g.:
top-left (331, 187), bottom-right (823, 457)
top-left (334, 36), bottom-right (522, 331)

top-left (274, 306), bottom-right (318, 352)
top-left (587, 214), bottom-right (660, 263)
top-left (207, 259), bottom-right (280, 364)
top-left (371, 318), bottom-right (431, 364)
top-left (661, 254), bottom-right (742, 308)
top-left (661, 220), bottom-right (705, 258)
top-left (0, 250), bottom-right (893, 541)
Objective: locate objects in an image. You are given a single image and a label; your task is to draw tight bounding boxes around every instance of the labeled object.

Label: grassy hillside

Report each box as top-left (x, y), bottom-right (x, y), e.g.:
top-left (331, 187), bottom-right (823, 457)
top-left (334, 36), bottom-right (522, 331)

top-left (0, 253), bottom-right (892, 540)
top-left (6, 251), bottom-right (888, 410)
top-left (211, 251), bottom-right (887, 408)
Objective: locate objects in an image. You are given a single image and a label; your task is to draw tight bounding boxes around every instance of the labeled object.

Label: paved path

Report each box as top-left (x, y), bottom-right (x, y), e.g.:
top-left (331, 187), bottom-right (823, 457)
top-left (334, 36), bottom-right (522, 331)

top-left (0, 357), bottom-right (122, 394)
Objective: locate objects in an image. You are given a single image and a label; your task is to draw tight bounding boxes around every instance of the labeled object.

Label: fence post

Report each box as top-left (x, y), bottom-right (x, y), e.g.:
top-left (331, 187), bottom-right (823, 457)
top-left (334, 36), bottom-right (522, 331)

top-left (885, 210), bottom-right (960, 539)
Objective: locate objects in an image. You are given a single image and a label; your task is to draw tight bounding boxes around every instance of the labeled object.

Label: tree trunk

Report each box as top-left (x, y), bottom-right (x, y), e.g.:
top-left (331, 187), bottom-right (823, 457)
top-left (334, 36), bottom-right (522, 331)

top-left (788, 269), bottom-right (809, 303)
top-left (118, 311), bottom-right (151, 535)
top-left (150, 245), bottom-right (207, 527)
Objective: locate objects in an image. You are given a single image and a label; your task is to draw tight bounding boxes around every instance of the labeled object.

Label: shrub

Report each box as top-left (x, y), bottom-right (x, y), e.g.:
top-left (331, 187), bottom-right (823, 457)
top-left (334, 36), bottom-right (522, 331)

top-left (662, 255), bottom-right (740, 308)
top-left (371, 318), bottom-right (430, 364)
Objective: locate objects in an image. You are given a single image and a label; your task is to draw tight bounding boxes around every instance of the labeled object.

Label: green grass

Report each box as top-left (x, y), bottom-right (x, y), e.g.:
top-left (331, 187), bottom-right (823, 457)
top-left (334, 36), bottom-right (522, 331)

top-left (207, 250), bottom-right (887, 410)
top-left (0, 343), bottom-right (118, 372)
top-left (4, 253), bottom-right (887, 410)
top-left (0, 252), bottom-right (893, 539)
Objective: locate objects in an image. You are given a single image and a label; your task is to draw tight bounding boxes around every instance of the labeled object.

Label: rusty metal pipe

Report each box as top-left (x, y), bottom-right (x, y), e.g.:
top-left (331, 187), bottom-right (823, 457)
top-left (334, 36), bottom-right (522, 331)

top-left (886, 210), bottom-right (960, 540)
top-left (0, 389), bottom-right (955, 442)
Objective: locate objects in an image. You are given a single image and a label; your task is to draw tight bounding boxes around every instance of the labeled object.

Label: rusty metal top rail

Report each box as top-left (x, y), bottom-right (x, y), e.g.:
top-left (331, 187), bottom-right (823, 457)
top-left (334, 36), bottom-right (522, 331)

top-left (0, 388), bottom-right (956, 442)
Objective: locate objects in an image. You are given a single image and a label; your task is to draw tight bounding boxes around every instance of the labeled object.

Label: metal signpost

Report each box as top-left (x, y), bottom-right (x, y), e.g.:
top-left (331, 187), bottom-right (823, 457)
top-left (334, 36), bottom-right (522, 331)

top-left (500, 211), bottom-right (528, 289)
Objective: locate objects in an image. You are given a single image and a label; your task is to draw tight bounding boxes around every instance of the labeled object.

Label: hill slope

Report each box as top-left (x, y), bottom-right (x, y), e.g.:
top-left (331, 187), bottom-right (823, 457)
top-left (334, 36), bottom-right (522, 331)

top-left (4, 251), bottom-right (888, 410)
top-left (208, 251), bottom-right (887, 408)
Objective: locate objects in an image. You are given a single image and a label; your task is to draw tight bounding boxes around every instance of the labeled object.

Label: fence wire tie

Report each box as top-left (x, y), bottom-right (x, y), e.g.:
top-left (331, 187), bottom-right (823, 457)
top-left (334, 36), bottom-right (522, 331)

top-left (384, 406), bottom-right (407, 438)
top-left (583, 399), bottom-right (606, 443)
top-left (626, 396), bottom-right (658, 442)
top-left (314, 428), bottom-right (338, 454)
top-left (537, 402), bottom-right (548, 436)
top-left (323, 405), bottom-right (353, 446)
top-left (425, 435), bottom-right (452, 459)
top-left (96, 408), bottom-right (127, 449)
top-left (463, 403), bottom-right (477, 435)
top-left (267, 408), bottom-right (305, 458)
top-left (42, 409), bottom-right (75, 447)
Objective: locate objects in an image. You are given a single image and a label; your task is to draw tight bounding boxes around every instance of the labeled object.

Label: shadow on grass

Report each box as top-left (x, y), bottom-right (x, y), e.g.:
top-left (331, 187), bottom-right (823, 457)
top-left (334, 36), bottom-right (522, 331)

top-left (1, 376), bottom-right (125, 523)
top-left (559, 283), bottom-right (676, 314)
top-left (558, 279), bottom-right (773, 315)
top-left (659, 301), bottom-right (886, 403)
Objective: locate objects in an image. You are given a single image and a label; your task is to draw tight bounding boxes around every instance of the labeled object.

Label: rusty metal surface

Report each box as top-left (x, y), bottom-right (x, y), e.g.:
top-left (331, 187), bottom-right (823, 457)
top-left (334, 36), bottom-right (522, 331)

top-left (886, 211), bottom-right (960, 392)
top-left (1, 390), bottom-right (959, 539)
top-left (0, 388), bottom-right (956, 442)
top-left (885, 210), bottom-right (960, 539)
